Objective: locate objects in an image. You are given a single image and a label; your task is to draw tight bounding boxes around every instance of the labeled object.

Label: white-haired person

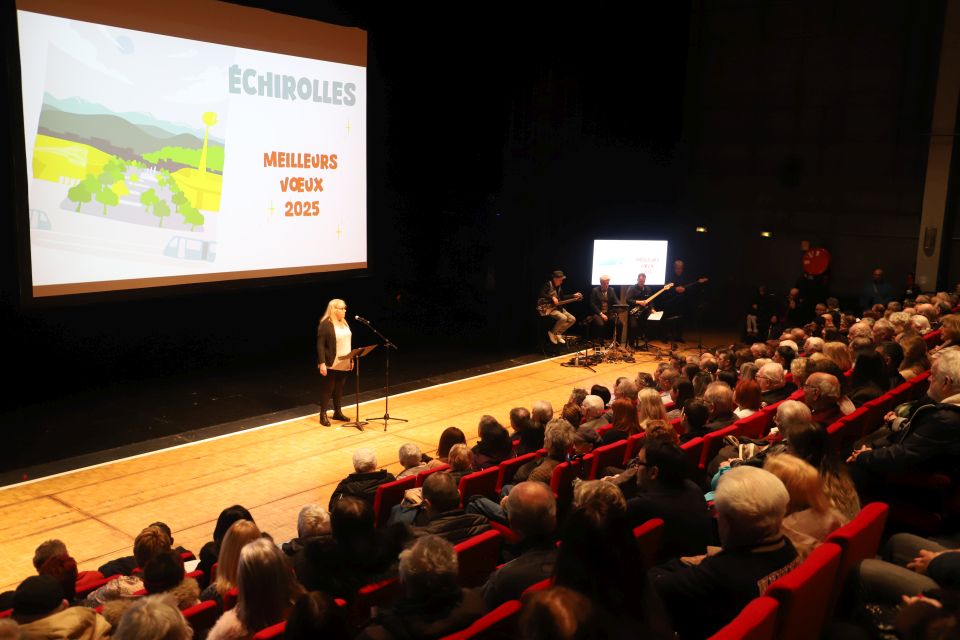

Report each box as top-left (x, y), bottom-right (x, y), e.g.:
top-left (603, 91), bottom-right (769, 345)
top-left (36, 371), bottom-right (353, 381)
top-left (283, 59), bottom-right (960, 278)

top-left (756, 362), bottom-right (793, 405)
top-left (207, 539), bottom-right (305, 640)
top-left (650, 466), bottom-right (800, 638)
top-left (282, 505), bottom-right (331, 557)
top-left (579, 395), bottom-right (608, 431)
top-left (849, 350), bottom-right (960, 480)
top-left (328, 449), bottom-right (395, 511)
top-left (316, 298), bottom-right (354, 426)
top-left (113, 594), bottom-right (191, 640)
top-left (358, 535), bottom-right (485, 640)
top-left (396, 443), bottom-right (429, 479)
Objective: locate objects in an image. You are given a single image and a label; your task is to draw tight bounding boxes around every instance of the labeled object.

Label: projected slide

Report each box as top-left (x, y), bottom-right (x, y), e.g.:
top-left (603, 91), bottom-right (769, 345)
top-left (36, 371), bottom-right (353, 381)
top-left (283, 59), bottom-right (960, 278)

top-left (17, 3), bottom-right (366, 296)
top-left (590, 239), bottom-right (669, 286)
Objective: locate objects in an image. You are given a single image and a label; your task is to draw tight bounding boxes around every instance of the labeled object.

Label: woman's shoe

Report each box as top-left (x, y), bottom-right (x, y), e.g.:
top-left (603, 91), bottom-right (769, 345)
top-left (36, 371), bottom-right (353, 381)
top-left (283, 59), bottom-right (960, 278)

top-left (331, 412), bottom-right (350, 421)
top-left (319, 412), bottom-right (331, 427)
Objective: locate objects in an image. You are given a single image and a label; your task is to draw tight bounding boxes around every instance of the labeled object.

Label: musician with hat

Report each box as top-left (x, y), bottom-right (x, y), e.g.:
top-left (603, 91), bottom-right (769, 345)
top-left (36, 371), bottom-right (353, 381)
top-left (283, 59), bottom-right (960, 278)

top-left (538, 270), bottom-right (580, 345)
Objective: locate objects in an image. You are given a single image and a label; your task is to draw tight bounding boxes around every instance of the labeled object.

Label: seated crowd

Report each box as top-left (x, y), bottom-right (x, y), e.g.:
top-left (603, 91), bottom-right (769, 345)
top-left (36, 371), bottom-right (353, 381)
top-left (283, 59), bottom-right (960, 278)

top-left (4, 280), bottom-right (960, 639)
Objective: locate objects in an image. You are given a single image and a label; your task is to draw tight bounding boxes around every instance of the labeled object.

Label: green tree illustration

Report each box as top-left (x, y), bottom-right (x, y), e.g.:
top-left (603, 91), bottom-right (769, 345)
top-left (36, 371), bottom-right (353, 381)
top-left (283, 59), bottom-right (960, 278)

top-left (140, 188), bottom-right (158, 213)
top-left (198, 112), bottom-right (218, 173)
top-left (172, 191), bottom-right (187, 210)
top-left (68, 182), bottom-right (92, 212)
top-left (96, 186), bottom-right (119, 216)
top-left (179, 202), bottom-right (205, 231)
top-left (82, 174), bottom-right (100, 195)
top-left (154, 198), bottom-right (171, 227)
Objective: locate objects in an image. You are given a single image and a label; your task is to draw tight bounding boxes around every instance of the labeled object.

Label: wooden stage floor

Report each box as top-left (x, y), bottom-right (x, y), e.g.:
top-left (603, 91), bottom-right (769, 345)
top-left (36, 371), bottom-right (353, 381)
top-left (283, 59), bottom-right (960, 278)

top-left (0, 339), bottom-right (724, 593)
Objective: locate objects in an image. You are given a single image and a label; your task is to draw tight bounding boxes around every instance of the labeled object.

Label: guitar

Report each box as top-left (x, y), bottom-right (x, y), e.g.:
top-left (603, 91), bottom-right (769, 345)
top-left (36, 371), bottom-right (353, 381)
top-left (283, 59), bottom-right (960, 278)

top-left (536, 292), bottom-right (583, 316)
top-left (629, 283), bottom-right (674, 316)
top-left (672, 277), bottom-right (709, 294)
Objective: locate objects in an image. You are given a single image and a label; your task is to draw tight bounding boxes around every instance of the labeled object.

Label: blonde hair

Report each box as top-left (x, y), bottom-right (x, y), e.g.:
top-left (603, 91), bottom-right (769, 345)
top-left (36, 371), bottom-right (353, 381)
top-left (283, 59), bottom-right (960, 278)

top-left (446, 443), bottom-right (474, 472)
top-left (235, 538), bottom-right (305, 633)
top-left (763, 453), bottom-right (831, 514)
top-left (941, 314), bottom-right (960, 341)
top-left (214, 519), bottom-right (262, 595)
top-left (637, 388), bottom-right (668, 424)
top-left (319, 298), bottom-right (347, 326)
top-left (822, 342), bottom-right (852, 371)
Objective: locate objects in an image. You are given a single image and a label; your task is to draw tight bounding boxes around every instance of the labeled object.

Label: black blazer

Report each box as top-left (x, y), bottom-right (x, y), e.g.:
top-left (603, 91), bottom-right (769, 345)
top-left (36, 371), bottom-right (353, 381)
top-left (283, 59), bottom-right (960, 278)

top-left (316, 318), bottom-right (338, 367)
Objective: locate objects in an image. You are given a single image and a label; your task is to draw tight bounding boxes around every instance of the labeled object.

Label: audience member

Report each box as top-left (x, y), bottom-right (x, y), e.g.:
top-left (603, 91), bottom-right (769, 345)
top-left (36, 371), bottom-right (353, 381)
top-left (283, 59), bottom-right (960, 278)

top-left (196, 505), bottom-right (254, 589)
top-left (300, 497), bottom-right (407, 598)
top-left (328, 448), bottom-right (396, 510)
top-left (803, 372), bottom-right (851, 427)
top-left (763, 454), bottom-right (844, 559)
top-left (201, 519), bottom-right (262, 610)
top-left (650, 466), bottom-right (800, 638)
top-left (637, 388), bottom-right (669, 431)
top-left (207, 538), bottom-right (305, 640)
top-left (757, 362), bottom-right (793, 405)
top-left (284, 591), bottom-right (350, 640)
top-left (703, 382), bottom-right (737, 430)
top-left (600, 397), bottom-right (641, 445)
top-left (445, 443), bottom-right (476, 486)
top-left (733, 379), bottom-right (762, 418)
top-left (849, 350), bottom-right (960, 478)
top-left (396, 443), bottom-right (429, 478)
top-left (13, 575), bottom-right (110, 639)
top-left (555, 495), bottom-right (672, 638)
top-left (86, 525), bottom-right (172, 606)
top-left (678, 398), bottom-right (710, 444)
top-left (480, 482), bottom-right (558, 609)
top-left (282, 505), bottom-right (331, 558)
top-left (514, 419), bottom-right (576, 484)
top-left (432, 426), bottom-right (468, 465)
top-left (113, 594), bottom-right (192, 640)
top-left (579, 395), bottom-right (607, 431)
top-left (848, 350), bottom-right (889, 407)
top-left (357, 536), bottom-right (485, 640)
top-left (899, 334), bottom-right (932, 380)
top-left (519, 587), bottom-right (595, 640)
top-left (665, 379), bottom-right (694, 419)
top-left (626, 439), bottom-right (713, 559)
top-left (405, 472), bottom-right (490, 544)
top-left (103, 549), bottom-right (200, 628)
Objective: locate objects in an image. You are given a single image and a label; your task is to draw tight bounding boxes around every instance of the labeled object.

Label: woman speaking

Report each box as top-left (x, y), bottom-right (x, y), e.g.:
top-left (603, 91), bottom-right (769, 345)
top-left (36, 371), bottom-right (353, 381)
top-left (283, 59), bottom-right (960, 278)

top-left (316, 298), bottom-right (353, 426)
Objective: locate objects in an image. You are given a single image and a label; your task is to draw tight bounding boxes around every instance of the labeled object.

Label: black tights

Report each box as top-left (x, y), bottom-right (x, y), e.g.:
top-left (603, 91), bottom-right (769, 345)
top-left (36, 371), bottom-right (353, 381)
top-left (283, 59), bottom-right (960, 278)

top-left (319, 369), bottom-right (349, 414)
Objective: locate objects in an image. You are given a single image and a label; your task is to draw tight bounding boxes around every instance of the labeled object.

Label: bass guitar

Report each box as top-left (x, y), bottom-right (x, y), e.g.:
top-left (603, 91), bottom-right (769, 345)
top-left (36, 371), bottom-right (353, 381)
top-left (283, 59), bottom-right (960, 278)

top-left (536, 292), bottom-right (583, 316)
top-left (629, 283), bottom-right (674, 316)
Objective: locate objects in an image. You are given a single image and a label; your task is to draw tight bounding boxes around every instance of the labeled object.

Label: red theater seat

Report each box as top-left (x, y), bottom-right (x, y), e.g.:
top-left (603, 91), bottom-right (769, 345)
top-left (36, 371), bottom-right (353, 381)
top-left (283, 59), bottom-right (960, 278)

top-left (252, 621), bottom-right (286, 639)
top-left (588, 440), bottom-right (628, 479)
top-left (497, 452), bottom-right (541, 493)
top-left (454, 530), bottom-right (502, 588)
top-left (459, 467), bottom-right (500, 504)
top-left (182, 600), bottom-right (219, 638)
top-left (764, 542), bottom-right (843, 640)
top-left (416, 464), bottom-right (450, 487)
top-left (440, 599), bottom-right (522, 639)
top-left (633, 518), bottom-right (664, 570)
top-left (373, 475), bottom-right (417, 528)
top-left (550, 454), bottom-right (593, 511)
top-left (708, 596), bottom-right (779, 640)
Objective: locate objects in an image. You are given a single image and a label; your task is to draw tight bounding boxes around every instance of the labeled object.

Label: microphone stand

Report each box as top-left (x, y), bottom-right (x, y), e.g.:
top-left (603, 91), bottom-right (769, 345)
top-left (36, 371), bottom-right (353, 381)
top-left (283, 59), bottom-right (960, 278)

top-left (356, 316), bottom-right (408, 431)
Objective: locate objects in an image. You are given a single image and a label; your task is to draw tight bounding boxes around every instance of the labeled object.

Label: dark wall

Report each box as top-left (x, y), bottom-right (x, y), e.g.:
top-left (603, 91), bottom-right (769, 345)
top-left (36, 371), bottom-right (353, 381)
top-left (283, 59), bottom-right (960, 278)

top-left (679, 0), bottom-right (948, 320)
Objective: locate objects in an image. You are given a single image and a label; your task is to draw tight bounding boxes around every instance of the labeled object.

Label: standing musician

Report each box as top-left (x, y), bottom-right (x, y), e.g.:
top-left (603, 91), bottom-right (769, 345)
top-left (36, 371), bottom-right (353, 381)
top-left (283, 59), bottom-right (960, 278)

top-left (626, 272), bottom-right (654, 345)
top-left (539, 270), bottom-right (580, 344)
top-left (662, 260), bottom-right (709, 342)
top-left (316, 298), bottom-right (354, 426)
top-left (589, 275), bottom-right (617, 339)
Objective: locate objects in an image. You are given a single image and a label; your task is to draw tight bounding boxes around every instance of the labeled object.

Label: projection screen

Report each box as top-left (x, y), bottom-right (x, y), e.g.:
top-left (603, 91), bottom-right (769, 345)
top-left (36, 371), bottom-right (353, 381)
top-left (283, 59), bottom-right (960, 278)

top-left (15, 0), bottom-right (367, 297)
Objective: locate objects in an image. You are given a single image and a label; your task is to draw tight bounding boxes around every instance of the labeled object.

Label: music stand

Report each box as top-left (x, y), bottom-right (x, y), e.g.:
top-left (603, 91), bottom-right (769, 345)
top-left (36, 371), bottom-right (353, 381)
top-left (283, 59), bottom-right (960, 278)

top-left (341, 344), bottom-right (378, 432)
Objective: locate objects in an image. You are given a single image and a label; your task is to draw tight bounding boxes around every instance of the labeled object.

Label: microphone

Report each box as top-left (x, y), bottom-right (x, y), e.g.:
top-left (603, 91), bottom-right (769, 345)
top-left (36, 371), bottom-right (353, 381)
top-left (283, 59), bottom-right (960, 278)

top-left (355, 315), bottom-right (371, 324)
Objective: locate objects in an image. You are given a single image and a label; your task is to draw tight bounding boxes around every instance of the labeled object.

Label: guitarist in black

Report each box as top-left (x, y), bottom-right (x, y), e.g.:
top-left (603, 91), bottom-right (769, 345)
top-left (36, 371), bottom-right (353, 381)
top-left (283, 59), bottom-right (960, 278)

top-left (662, 260), bottom-right (709, 342)
top-left (626, 273), bottom-right (654, 345)
top-left (538, 269), bottom-right (580, 345)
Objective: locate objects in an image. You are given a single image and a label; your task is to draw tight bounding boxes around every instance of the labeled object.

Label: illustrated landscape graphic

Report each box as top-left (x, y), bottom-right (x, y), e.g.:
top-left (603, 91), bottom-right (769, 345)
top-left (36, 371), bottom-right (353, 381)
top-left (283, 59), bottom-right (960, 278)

top-left (33, 92), bottom-right (225, 233)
